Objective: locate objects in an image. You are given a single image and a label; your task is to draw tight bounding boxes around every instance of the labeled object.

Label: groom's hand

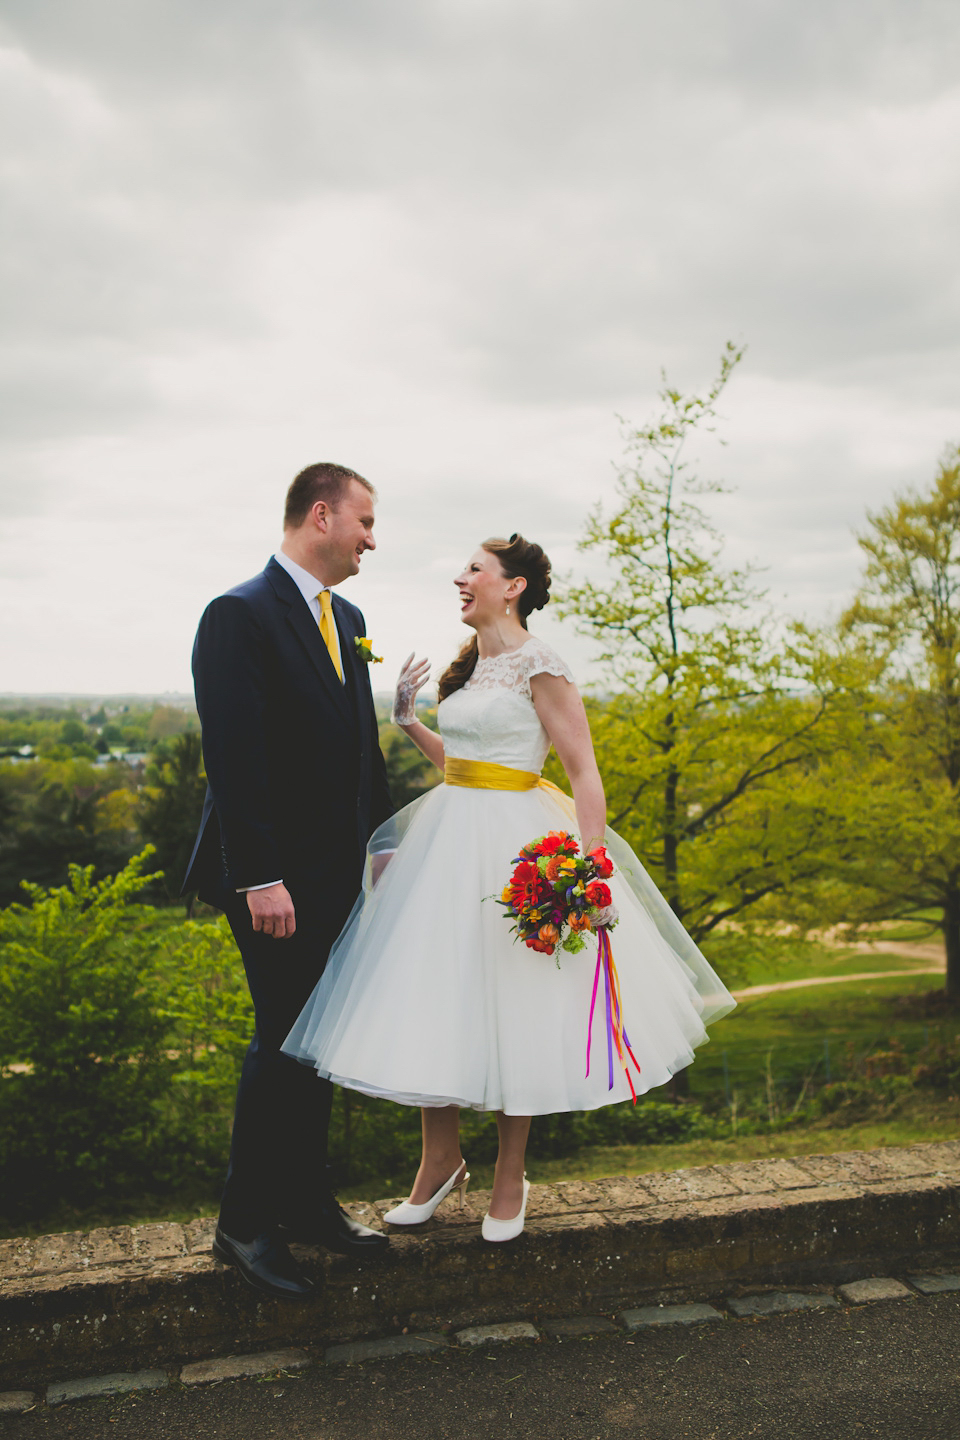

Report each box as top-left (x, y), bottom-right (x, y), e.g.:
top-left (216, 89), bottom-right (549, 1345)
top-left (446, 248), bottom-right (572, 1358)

top-left (247, 882), bottom-right (297, 939)
top-left (371, 850), bottom-right (395, 886)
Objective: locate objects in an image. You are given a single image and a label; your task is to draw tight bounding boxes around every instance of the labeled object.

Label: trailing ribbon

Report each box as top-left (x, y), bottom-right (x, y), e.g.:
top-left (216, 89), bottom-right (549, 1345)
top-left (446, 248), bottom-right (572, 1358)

top-left (586, 927), bottom-right (642, 1103)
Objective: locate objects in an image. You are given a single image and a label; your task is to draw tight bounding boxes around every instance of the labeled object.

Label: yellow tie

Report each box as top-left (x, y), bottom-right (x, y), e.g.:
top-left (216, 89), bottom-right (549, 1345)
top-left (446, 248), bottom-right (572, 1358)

top-left (317, 590), bottom-right (343, 682)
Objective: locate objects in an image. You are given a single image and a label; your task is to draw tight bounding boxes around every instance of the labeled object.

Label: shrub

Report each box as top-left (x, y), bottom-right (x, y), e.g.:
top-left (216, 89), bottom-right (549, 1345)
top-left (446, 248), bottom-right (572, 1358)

top-left (911, 1035), bottom-right (960, 1092)
top-left (811, 1074), bottom-right (913, 1120)
top-left (0, 854), bottom-right (258, 1225)
top-left (0, 851), bottom-right (173, 1221)
top-left (153, 914), bottom-right (253, 1189)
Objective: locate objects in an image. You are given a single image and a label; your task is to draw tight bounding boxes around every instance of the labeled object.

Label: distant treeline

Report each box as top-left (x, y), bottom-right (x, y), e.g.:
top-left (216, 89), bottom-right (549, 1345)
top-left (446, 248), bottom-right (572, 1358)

top-left (0, 701), bottom-right (439, 908)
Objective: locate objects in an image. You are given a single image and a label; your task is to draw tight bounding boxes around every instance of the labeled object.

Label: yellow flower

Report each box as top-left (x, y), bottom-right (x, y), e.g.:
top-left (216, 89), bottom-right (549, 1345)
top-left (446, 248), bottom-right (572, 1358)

top-left (354, 636), bottom-right (383, 664)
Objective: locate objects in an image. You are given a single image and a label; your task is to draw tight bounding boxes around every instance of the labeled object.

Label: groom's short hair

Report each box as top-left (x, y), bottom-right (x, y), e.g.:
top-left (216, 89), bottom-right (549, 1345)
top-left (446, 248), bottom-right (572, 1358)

top-left (284, 462), bottom-right (376, 529)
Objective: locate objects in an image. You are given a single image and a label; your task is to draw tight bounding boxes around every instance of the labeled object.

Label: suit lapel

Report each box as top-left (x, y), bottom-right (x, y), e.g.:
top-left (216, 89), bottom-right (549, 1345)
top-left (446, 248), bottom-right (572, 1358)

top-left (333, 596), bottom-right (362, 714)
top-left (266, 559), bottom-right (353, 720)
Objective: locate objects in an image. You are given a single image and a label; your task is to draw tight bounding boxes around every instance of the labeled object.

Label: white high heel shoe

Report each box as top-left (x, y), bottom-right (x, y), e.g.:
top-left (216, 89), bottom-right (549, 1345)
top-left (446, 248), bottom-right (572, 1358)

top-left (481, 1176), bottom-right (530, 1243)
top-left (383, 1162), bottom-right (470, 1225)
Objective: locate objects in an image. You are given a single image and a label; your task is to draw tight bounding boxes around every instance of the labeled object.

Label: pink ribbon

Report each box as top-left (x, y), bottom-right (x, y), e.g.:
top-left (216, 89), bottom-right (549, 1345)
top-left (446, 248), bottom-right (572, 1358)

top-left (585, 927), bottom-right (643, 1102)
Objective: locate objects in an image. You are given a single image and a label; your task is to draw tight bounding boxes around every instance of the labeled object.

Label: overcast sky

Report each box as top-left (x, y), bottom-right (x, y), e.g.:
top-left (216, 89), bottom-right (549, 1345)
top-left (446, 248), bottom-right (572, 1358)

top-left (1, 0), bottom-right (959, 696)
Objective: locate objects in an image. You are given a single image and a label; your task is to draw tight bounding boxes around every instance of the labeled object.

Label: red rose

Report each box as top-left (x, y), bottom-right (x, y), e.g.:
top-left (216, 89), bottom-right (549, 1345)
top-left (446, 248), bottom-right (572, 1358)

top-left (585, 880), bottom-right (612, 909)
top-left (588, 846), bottom-right (614, 878)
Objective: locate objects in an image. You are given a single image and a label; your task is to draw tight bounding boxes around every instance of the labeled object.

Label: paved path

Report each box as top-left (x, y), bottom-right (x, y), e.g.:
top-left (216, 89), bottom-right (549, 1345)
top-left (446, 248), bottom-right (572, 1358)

top-left (731, 938), bottom-right (946, 1000)
top-left (732, 965), bottom-right (944, 1001)
top-left (5, 1292), bottom-right (959, 1440)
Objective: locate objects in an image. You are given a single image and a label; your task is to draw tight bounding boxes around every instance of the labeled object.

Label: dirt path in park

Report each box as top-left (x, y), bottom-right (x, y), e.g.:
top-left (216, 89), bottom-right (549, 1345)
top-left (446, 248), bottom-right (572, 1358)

top-left (731, 938), bottom-right (946, 1002)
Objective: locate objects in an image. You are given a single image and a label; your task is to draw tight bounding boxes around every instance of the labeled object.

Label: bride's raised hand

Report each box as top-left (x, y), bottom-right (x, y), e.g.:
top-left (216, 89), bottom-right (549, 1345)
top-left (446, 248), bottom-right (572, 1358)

top-left (393, 652), bottom-right (431, 727)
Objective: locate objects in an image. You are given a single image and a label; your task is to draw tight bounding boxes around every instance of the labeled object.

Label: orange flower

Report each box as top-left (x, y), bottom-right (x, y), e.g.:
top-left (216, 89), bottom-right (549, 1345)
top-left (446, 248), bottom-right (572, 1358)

top-left (538, 922), bottom-right (560, 948)
top-left (545, 854), bottom-right (577, 883)
top-left (568, 910), bottom-right (592, 932)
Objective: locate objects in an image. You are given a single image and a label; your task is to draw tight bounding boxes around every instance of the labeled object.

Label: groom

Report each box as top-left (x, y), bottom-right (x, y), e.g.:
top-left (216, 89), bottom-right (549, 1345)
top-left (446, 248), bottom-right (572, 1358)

top-left (184, 462), bottom-right (393, 1299)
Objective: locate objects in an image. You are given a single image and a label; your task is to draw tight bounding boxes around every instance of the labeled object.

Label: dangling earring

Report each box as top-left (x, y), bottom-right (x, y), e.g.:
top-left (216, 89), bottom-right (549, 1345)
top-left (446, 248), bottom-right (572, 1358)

top-left (505, 601), bottom-right (511, 616)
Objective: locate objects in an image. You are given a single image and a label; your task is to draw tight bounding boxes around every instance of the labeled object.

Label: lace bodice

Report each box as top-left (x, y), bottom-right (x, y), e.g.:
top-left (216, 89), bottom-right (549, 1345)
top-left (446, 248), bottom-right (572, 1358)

top-left (437, 636), bottom-right (574, 773)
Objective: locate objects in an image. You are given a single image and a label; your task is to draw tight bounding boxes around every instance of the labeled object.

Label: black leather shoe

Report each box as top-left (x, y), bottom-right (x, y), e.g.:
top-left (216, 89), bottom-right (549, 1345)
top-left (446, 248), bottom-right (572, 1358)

top-left (212, 1226), bottom-right (314, 1299)
top-left (280, 1194), bottom-right (389, 1257)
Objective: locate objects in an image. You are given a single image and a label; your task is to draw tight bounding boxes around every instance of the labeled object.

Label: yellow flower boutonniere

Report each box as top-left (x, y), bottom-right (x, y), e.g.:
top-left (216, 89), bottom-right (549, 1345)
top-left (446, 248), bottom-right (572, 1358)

top-left (354, 635), bottom-right (383, 664)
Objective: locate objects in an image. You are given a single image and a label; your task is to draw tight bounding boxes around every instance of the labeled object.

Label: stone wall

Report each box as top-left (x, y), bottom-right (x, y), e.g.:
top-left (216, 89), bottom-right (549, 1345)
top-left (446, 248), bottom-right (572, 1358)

top-left (2, 1140), bottom-right (959, 1390)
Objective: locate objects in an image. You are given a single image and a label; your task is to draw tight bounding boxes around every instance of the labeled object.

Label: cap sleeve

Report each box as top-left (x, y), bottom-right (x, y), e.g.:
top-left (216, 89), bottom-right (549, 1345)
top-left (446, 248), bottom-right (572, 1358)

top-left (521, 637), bottom-right (575, 688)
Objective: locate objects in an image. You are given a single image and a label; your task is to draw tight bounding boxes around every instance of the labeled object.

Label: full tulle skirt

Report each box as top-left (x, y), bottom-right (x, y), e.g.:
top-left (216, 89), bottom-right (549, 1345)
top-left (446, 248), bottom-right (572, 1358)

top-left (282, 783), bottom-right (736, 1115)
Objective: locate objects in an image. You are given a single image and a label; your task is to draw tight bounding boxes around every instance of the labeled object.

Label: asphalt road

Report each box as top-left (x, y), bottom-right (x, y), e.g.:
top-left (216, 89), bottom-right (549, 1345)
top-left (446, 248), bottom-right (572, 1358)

top-left (5, 1292), bottom-right (959, 1440)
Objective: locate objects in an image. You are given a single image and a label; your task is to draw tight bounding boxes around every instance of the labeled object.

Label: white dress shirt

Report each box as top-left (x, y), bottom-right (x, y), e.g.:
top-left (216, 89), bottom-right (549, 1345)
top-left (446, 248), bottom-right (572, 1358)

top-left (238, 550), bottom-right (344, 893)
top-left (272, 548), bottom-right (344, 676)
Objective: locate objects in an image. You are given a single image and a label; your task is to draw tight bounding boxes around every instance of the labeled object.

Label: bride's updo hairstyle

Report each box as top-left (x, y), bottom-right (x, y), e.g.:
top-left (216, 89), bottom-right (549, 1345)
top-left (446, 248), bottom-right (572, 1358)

top-left (437, 534), bottom-right (552, 703)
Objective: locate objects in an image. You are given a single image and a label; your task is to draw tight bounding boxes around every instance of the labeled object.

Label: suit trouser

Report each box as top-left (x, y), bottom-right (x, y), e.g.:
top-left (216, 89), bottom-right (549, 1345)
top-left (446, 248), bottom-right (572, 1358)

top-left (218, 882), bottom-right (354, 1240)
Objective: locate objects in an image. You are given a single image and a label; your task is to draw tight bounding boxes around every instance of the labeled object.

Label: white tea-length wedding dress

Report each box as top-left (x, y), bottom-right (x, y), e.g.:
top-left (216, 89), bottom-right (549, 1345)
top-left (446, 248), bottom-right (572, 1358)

top-left (283, 636), bottom-right (735, 1114)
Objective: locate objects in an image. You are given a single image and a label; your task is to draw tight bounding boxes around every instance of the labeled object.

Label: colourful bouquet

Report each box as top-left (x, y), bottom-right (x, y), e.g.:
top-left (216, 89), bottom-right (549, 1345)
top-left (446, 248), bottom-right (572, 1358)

top-left (497, 831), bottom-right (642, 1101)
top-left (497, 830), bottom-right (615, 955)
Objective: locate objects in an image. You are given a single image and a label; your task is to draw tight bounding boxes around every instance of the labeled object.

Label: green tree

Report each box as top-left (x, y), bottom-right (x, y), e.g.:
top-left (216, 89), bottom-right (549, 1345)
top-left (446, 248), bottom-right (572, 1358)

top-left (0, 757), bottom-right (139, 905)
top-left (839, 445), bottom-right (960, 996)
top-left (60, 718), bottom-right (87, 747)
top-left (147, 705), bottom-right (196, 743)
top-left (138, 733), bottom-right (207, 903)
top-left (556, 345), bottom-right (858, 962)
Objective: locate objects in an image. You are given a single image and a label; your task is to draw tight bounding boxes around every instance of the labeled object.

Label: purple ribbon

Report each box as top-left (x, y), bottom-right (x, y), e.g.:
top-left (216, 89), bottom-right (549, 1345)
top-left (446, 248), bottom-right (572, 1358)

top-left (603, 933), bottom-right (614, 1090)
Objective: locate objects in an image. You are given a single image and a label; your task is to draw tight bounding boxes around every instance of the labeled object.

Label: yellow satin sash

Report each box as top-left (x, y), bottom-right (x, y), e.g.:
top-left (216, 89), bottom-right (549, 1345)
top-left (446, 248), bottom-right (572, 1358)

top-left (443, 756), bottom-right (567, 799)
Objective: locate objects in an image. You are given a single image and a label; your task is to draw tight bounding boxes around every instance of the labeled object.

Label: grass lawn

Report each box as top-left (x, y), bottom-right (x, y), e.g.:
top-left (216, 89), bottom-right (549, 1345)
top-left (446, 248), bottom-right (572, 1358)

top-left (687, 969), bottom-right (959, 1100)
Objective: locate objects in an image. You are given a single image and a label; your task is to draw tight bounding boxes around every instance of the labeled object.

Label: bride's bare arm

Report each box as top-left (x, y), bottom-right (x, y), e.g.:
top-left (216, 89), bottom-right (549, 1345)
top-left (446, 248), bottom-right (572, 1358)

top-left (531, 671), bottom-right (606, 851)
top-left (393, 653), bottom-right (445, 770)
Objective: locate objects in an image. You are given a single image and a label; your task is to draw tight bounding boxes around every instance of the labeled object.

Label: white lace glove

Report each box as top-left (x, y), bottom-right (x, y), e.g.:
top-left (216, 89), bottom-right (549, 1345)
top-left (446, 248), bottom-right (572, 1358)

top-left (392, 652), bottom-right (431, 726)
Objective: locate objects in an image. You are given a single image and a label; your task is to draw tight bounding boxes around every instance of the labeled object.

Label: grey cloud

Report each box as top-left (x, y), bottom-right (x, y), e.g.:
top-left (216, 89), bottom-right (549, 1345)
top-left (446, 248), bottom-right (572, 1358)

top-left (0, 0), bottom-right (958, 682)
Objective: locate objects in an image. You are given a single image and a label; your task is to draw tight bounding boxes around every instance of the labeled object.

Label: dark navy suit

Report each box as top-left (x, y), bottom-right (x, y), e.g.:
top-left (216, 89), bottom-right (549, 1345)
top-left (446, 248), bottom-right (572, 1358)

top-left (184, 557), bottom-right (392, 1239)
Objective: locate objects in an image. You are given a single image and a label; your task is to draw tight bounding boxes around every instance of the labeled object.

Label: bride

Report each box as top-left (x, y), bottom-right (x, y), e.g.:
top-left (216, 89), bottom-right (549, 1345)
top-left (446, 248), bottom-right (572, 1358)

top-left (283, 534), bottom-right (735, 1241)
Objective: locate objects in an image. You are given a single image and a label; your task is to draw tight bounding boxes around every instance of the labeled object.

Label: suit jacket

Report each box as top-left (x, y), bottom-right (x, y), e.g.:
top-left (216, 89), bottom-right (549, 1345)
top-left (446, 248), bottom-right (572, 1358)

top-left (183, 557), bottom-right (393, 906)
